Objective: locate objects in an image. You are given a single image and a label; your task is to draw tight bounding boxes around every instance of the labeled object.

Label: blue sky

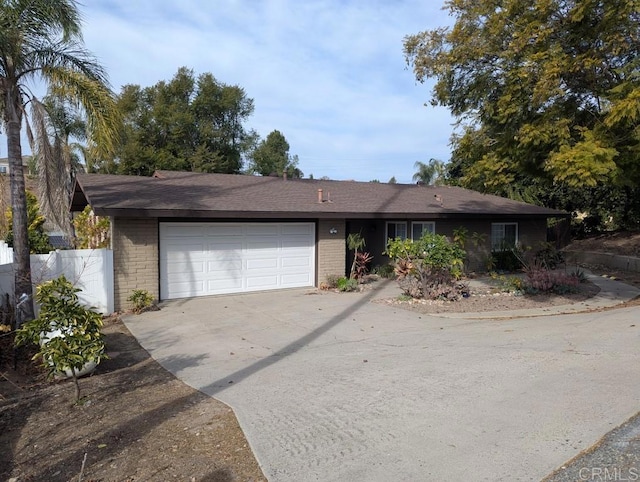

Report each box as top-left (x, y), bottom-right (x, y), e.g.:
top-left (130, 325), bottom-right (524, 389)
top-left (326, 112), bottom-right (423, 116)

top-left (13, 1), bottom-right (457, 183)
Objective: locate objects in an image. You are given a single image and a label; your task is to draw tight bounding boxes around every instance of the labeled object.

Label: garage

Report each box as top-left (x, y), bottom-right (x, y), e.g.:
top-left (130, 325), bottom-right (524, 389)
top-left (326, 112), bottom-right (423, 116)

top-left (159, 222), bottom-right (316, 300)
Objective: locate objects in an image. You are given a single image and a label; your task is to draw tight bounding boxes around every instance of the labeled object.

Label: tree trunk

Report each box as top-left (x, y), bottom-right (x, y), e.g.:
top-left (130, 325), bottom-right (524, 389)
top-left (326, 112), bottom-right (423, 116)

top-left (6, 115), bottom-right (35, 321)
top-left (72, 371), bottom-right (81, 401)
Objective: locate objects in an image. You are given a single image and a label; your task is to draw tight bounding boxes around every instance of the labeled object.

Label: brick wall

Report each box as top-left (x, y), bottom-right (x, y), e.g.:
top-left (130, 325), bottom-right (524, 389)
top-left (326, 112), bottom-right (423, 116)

top-left (317, 219), bottom-right (346, 283)
top-left (112, 217), bottom-right (158, 311)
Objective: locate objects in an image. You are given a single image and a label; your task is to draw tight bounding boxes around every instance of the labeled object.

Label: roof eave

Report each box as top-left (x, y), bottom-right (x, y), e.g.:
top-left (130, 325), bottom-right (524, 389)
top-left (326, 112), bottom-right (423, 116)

top-left (95, 208), bottom-right (568, 219)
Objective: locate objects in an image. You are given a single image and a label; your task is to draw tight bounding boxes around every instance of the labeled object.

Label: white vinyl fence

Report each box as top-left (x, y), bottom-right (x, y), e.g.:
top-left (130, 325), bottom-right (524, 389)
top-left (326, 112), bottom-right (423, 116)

top-left (0, 242), bottom-right (114, 314)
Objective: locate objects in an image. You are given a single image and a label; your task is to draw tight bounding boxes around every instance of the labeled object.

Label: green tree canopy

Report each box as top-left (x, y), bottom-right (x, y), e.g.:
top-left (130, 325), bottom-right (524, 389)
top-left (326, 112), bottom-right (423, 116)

top-left (248, 129), bottom-right (303, 178)
top-left (100, 67), bottom-right (257, 176)
top-left (404, 0), bottom-right (640, 194)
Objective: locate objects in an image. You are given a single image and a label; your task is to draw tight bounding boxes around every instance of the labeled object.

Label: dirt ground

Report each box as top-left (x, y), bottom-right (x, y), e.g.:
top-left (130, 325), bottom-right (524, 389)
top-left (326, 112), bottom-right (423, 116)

top-left (0, 318), bottom-right (267, 482)
top-left (566, 230), bottom-right (640, 257)
top-left (377, 275), bottom-right (604, 314)
top-left (1, 233), bottom-right (639, 482)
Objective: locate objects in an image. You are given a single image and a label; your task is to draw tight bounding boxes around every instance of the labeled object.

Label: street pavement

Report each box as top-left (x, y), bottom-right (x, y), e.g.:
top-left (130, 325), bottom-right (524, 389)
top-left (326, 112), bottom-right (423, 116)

top-left (123, 276), bottom-right (640, 481)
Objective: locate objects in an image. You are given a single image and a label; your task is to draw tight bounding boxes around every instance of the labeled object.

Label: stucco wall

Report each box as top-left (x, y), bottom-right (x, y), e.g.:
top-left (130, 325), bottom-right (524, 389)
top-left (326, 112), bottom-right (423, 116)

top-left (436, 218), bottom-right (548, 271)
top-left (317, 219), bottom-right (346, 283)
top-left (352, 217), bottom-right (551, 273)
top-left (112, 217), bottom-right (158, 311)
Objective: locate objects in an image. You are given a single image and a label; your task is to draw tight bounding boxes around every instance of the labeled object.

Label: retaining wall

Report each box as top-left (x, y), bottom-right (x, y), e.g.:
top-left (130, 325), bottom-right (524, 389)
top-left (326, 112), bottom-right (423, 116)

top-left (564, 250), bottom-right (640, 274)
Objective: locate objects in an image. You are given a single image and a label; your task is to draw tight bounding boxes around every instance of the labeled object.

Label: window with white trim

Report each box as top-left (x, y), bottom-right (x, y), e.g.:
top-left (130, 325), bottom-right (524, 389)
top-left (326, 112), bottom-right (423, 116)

top-left (386, 221), bottom-right (407, 241)
top-left (491, 223), bottom-right (518, 250)
top-left (411, 222), bottom-right (435, 240)
top-left (0, 166), bottom-right (7, 174)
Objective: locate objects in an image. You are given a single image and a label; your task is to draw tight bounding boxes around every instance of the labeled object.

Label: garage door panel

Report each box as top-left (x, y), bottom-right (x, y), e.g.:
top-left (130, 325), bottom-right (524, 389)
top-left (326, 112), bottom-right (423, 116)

top-left (246, 275), bottom-right (279, 289)
top-left (281, 273), bottom-right (313, 286)
top-left (245, 225), bottom-right (279, 236)
top-left (281, 256), bottom-right (312, 268)
top-left (164, 225), bottom-right (205, 238)
top-left (165, 260), bottom-right (206, 275)
top-left (246, 257), bottom-right (278, 270)
top-left (206, 258), bottom-right (242, 273)
top-left (206, 225), bottom-right (243, 236)
top-left (281, 224), bottom-right (312, 235)
top-left (281, 237), bottom-right (311, 249)
top-left (208, 277), bottom-right (243, 291)
top-left (207, 241), bottom-right (243, 258)
top-left (160, 222), bottom-right (315, 299)
top-left (168, 280), bottom-right (206, 298)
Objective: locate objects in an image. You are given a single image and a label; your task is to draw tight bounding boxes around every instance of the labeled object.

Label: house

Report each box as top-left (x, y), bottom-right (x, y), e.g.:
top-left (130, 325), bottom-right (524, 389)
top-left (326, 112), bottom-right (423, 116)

top-left (0, 156), bottom-right (32, 175)
top-left (71, 170), bottom-right (568, 311)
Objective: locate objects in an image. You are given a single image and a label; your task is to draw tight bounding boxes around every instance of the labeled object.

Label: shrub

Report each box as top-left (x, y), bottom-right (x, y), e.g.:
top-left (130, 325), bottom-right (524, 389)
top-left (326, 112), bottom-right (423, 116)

top-left (491, 248), bottom-right (523, 272)
top-left (323, 274), bottom-right (341, 289)
top-left (523, 261), bottom-right (581, 294)
top-left (5, 191), bottom-right (53, 254)
top-left (353, 251), bottom-right (373, 280)
top-left (347, 232), bottom-right (366, 279)
top-left (128, 289), bottom-right (155, 314)
top-left (372, 264), bottom-right (395, 279)
top-left (385, 233), bottom-right (466, 300)
top-left (495, 275), bottom-right (525, 293)
top-left (15, 275), bottom-right (106, 400)
top-left (533, 242), bottom-right (565, 269)
top-left (336, 277), bottom-right (358, 292)
top-left (570, 268), bottom-right (588, 283)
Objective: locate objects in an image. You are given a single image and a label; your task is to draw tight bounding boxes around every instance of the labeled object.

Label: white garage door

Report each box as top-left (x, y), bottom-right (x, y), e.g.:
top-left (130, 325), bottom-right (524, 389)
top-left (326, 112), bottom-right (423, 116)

top-left (159, 222), bottom-right (316, 300)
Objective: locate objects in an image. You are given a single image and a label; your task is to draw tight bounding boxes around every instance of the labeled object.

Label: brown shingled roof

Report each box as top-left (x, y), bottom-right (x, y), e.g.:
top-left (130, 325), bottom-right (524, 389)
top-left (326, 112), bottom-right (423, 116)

top-left (71, 171), bottom-right (566, 219)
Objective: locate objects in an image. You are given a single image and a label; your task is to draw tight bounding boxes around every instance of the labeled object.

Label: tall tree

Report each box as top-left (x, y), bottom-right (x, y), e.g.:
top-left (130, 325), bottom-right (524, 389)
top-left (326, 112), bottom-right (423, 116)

top-left (0, 0), bottom-right (120, 318)
top-left (105, 67), bottom-right (257, 176)
top-left (412, 159), bottom-right (446, 185)
top-left (404, 0), bottom-right (640, 195)
top-left (248, 129), bottom-right (303, 178)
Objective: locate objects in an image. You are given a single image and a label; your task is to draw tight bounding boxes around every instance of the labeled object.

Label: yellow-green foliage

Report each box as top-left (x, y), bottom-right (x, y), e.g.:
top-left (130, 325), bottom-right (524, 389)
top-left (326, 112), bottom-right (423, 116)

top-left (5, 191), bottom-right (52, 254)
top-left (73, 205), bottom-right (110, 249)
top-left (404, 0), bottom-right (640, 191)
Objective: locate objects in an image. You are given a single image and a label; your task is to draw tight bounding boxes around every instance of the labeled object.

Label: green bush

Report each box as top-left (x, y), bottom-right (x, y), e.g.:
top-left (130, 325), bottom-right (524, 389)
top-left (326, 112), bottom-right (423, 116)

top-left (5, 191), bottom-right (53, 254)
top-left (15, 275), bottom-right (106, 400)
top-left (385, 233), bottom-right (466, 300)
top-left (336, 277), bottom-right (358, 292)
top-left (491, 248), bottom-right (523, 272)
top-left (128, 289), bottom-right (155, 314)
top-left (372, 264), bottom-right (395, 279)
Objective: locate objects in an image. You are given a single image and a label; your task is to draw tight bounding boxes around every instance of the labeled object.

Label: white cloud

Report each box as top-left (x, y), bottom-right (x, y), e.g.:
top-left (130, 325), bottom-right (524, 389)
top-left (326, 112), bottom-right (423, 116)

top-left (10, 0), bottom-right (456, 183)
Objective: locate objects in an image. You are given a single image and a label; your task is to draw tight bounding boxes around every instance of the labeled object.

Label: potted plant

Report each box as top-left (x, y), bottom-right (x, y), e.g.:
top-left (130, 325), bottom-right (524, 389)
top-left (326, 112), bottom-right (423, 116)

top-left (16, 275), bottom-right (106, 400)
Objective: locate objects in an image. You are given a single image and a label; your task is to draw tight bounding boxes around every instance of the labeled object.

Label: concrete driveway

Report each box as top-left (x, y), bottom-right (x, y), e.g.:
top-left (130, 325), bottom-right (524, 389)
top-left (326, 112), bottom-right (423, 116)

top-left (124, 280), bottom-right (640, 481)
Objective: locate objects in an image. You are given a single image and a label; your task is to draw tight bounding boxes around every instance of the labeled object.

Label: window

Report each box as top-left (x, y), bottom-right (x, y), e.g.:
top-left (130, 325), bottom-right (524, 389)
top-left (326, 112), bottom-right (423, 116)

top-left (0, 166), bottom-right (7, 174)
top-left (386, 221), bottom-right (407, 241)
top-left (491, 223), bottom-right (518, 250)
top-left (411, 222), bottom-right (435, 240)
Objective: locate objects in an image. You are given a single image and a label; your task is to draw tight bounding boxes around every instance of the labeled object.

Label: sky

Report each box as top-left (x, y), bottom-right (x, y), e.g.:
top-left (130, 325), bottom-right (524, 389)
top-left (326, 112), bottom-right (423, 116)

top-left (10, 0), bottom-right (457, 184)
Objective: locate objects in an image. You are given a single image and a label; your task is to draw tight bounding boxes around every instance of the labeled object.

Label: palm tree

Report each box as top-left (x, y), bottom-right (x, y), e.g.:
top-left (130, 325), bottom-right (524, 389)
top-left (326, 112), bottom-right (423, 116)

top-left (0, 0), bottom-right (120, 319)
top-left (413, 159), bottom-right (446, 186)
top-left (38, 94), bottom-right (90, 239)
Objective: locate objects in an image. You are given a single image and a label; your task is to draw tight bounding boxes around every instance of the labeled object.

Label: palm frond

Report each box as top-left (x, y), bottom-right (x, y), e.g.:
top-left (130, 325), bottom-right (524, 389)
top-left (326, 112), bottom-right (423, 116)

top-left (30, 97), bottom-right (74, 237)
top-left (44, 67), bottom-right (122, 159)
